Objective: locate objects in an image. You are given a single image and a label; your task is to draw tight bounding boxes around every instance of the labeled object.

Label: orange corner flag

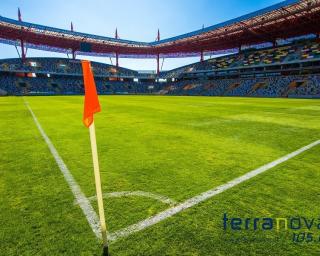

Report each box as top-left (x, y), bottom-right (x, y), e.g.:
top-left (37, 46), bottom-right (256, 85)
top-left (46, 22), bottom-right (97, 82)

top-left (82, 60), bottom-right (108, 251)
top-left (81, 60), bottom-right (101, 127)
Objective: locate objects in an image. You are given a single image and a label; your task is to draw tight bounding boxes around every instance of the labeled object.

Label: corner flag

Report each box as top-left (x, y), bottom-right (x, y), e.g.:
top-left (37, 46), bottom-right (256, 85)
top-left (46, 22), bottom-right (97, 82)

top-left (81, 60), bottom-right (109, 256)
top-left (82, 60), bottom-right (101, 127)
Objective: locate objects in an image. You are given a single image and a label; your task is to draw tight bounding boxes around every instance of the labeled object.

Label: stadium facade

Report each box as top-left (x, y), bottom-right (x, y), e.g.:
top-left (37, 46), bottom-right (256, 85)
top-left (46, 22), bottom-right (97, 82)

top-left (0, 0), bottom-right (320, 98)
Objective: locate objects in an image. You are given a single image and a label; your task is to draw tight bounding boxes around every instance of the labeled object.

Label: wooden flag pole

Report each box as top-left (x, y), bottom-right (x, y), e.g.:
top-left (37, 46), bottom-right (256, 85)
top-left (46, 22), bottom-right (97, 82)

top-left (89, 121), bottom-right (109, 255)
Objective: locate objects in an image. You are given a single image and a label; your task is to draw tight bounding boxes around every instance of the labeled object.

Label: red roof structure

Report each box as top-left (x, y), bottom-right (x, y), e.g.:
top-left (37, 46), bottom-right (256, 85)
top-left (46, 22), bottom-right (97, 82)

top-left (0, 0), bottom-right (319, 59)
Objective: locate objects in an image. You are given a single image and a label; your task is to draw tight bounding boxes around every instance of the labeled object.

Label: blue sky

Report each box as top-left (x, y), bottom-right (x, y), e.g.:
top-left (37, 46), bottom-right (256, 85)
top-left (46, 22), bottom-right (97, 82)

top-left (0, 0), bottom-right (283, 71)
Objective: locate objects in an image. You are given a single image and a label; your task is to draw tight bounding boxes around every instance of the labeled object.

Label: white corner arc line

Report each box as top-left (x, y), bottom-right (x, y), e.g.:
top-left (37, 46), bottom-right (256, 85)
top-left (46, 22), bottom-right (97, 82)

top-left (85, 191), bottom-right (176, 206)
top-left (23, 98), bottom-right (320, 243)
top-left (108, 139), bottom-right (320, 242)
top-left (24, 100), bottom-right (103, 240)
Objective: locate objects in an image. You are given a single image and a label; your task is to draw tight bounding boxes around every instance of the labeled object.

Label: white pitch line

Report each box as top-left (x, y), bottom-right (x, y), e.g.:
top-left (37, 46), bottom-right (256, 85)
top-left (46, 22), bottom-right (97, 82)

top-left (108, 139), bottom-right (320, 242)
top-left (24, 100), bottom-right (103, 240)
top-left (22, 99), bottom-right (320, 243)
top-left (86, 191), bottom-right (177, 206)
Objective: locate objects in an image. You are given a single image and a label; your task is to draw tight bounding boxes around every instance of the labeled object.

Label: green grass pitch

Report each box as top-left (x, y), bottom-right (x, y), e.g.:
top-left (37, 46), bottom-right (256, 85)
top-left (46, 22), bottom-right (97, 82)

top-left (1, 95), bottom-right (320, 255)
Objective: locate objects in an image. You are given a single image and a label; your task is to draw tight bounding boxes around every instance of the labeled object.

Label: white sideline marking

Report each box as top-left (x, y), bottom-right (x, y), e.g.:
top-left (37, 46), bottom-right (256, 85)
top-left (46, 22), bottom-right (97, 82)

top-left (22, 99), bottom-right (320, 243)
top-left (108, 139), bottom-right (320, 242)
top-left (85, 191), bottom-right (176, 206)
top-left (24, 100), bottom-right (103, 239)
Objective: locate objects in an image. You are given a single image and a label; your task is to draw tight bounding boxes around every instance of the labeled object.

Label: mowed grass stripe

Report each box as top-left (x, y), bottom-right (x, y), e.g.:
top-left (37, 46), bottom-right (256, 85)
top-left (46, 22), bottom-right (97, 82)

top-left (108, 139), bottom-right (320, 241)
top-left (7, 95), bottom-right (319, 255)
top-left (112, 146), bottom-right (320, 256)
top-left (26, 97), bottom-right (318, 197)
top-left (23, 97), bottom-right (320, 243)
top-left (25, 96), bottom-right (320, 233)
top-left (25, 96), bottom-right (174, 232)
top-left (0, 97), bottom-right (101, 255)
top-left (24, 99), bottom-right (102, 240)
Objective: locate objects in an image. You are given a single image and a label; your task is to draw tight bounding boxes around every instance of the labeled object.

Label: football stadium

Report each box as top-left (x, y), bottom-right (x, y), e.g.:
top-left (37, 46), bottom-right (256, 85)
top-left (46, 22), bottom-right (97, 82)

top-left (1, 0), bottom-right (320, 255)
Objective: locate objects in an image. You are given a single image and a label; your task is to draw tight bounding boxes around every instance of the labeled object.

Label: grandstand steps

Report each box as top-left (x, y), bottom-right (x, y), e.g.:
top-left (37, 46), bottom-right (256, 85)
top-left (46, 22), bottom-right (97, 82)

top-left (16, 79), bottom-right (30, 95)
top-left (0, 88), bottom-right (7, 96)
top-left (282, 81), bottom-right (307, 97)
top-left (183, 84), bottom-right (200, 90)
top-left (159, 85), bottom-right (177, 95)
top-left (204, 83), bottom-right (215, 90)
top-left (157, 89), bottom-right (169, 95)
top-left (183, 84), bottom-right (193, 90)
top-left (203, 82), bottom-right (223, 95)
top-left (224, 83), bottom-right (240, 95)
top-left (285, 51), bottom-right (300, 62)
top-left (50, 82), bottom-right (62, 93)
top-left (247, 82), bottom-right (267, 96)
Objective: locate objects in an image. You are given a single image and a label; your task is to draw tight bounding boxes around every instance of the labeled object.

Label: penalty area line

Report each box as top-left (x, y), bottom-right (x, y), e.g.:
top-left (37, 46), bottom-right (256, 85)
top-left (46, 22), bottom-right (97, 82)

top-left (24, 100), bottom-right (103, 240)
top-left (108, 139), bottom-right (320, 242)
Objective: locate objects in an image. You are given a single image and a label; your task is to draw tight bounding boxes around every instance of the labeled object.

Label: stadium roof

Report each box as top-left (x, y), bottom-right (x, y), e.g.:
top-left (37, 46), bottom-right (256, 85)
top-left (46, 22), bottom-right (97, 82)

top-left (0, 0), bottom-right (320, 58)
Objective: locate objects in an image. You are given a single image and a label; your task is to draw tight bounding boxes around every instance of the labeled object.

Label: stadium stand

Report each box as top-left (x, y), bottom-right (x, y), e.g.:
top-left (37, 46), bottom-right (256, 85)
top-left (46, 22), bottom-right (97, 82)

top-left (0, 39), bottom-right (320, 98)
top-left (164, 75), bottom-right (320, 98)
top-left (0, 58), bottom-right (137, 77)
top-left (162, 39), bottom-right (320, 78)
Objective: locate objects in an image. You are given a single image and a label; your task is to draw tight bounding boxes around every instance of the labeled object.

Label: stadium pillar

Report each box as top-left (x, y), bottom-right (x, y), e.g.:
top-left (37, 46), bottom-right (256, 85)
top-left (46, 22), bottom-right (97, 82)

top-left (115, 28), bottom-right (119, 67)
top-left (20, 40), bottom-right (26, 62)
top-left (157, 54), bottom-right (160, 76)
top-left (200, 24), bottom-right (205, 62)
top-left (116, 53), bottom-right (119, 67)
top-left (18, 8), bottom-right (26, 62)
top-left (72, 50), bottom-right (76, 60)
top-left (71, 22), bottom-right (76, 59)
top-left (156, 29), bottom-right (160, 76)
top-left (272, 40), bottom-right (278, 47)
